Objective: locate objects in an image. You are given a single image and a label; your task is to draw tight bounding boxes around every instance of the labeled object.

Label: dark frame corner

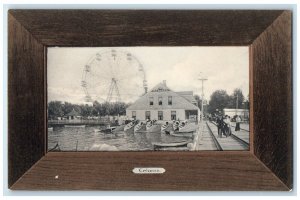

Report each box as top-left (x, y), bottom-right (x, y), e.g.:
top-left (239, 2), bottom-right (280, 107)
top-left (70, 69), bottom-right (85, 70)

top-left (8, 10), bottom-right (292, 191)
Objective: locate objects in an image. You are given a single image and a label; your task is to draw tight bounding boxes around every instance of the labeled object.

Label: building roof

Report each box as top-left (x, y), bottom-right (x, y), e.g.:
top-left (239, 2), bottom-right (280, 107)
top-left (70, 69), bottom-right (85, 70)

top-left (66, 109), bottom-right (81, 116)
top-left (127, 81), bottom-right (200, 111)
top-left (176, 91), bottom-right (197, 104)
top-left (150, 81), bottom-right (171, 92)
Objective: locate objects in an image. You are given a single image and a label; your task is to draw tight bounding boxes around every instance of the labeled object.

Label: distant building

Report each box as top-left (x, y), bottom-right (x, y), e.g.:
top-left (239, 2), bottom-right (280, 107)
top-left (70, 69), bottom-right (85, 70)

top-left (126, 80), bottom-right (200, 122)
top-left (223, 108), bottom-right (249, 120)
top-left (66, 109), bottom-right (81, 120)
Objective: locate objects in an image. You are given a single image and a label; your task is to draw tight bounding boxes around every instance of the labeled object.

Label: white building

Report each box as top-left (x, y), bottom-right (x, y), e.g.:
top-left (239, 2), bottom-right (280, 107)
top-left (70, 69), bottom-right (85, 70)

top-left (223, 108), bottom-right (249, 119)
top-left (126, 81), bottom-right (200, 122)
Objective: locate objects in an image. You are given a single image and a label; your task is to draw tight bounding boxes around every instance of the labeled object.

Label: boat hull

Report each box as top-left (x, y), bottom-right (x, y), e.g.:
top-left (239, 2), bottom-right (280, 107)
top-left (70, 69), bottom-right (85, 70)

top-left (124, 126), bottom-right (134, 134)
top-left (112, 125), bottom-right (125, 132)
top-left (170, 132), bottom-right (194, 138)
top-left (147, 124), bottom-right (161, 133)
top-left (152, 141), bottom-right (189, 150)
top-left (134, 124), bottom-right (147, 133)
top-left (178, 123), bottom-right (198, 133)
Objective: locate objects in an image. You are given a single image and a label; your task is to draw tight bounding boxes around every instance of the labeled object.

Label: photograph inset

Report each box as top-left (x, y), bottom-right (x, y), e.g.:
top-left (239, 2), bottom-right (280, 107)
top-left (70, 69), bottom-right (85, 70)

top-left (47, 47), bottom-right (249, 151)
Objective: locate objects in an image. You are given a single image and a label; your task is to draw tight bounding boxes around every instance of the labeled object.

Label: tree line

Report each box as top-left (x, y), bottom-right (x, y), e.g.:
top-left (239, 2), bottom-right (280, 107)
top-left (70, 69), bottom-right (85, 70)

top-left (48, 101), bottom-right (131, 120)
top-left (207, 88), bottom-right (249, 114)
top-left (193, 88), bottom-right (249, 114)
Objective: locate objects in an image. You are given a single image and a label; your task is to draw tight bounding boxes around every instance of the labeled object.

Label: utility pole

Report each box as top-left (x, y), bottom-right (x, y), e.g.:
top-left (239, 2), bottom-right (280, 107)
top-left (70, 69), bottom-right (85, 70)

top-left (236, 93), bottom-right (239, 115)
top-left (195, 73), bottom-right (208, 150)
top-left (198, 73), bottom-right (208, 122)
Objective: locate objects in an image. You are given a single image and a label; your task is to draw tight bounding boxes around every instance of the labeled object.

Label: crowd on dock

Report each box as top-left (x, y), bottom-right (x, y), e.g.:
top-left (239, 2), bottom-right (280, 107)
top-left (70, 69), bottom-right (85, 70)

top-left (210, 115), bottom-right (242, 138)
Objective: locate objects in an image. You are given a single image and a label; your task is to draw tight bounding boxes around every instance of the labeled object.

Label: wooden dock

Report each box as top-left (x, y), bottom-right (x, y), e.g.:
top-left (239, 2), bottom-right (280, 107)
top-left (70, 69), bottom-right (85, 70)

top-left (195, 121), bottom-right (218, 150)
top-left (195, 121), bottom-right (249, 151)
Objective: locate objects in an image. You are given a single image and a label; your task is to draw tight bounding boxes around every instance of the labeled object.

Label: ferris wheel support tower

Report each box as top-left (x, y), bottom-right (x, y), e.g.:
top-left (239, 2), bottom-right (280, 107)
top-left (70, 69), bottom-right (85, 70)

top-left (106, 78), bottom-right (121, 102)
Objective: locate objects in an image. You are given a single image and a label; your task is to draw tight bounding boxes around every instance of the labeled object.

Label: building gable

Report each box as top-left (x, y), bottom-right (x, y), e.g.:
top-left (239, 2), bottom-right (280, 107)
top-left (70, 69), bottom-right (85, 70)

top-left (127, 82), bottom-right (199, 111)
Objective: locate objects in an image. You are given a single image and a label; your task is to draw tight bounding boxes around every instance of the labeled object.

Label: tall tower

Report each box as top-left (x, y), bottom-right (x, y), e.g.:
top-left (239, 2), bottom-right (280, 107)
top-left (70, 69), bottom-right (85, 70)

top-left (106, 78), bottom-right (121, 102)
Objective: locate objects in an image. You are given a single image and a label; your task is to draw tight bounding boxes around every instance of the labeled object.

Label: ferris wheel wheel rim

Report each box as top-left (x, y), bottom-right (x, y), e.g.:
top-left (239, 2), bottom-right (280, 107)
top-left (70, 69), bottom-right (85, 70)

top-left (81, 49), bottom-right (147, 102)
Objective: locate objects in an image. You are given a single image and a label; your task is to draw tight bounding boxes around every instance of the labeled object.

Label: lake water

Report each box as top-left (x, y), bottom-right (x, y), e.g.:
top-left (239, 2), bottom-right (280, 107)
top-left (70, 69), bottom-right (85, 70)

top-left (48, 126), bottom-right (191, 151)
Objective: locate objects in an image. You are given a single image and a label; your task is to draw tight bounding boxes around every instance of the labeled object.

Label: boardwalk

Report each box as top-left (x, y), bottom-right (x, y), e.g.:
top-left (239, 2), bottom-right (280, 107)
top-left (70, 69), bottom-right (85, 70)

top-left (196, 122), bottom-right (218, 150)
top-left (195, 120), bottom-right (249, 151)
top-left (231, 122), bottom-right (250, 132)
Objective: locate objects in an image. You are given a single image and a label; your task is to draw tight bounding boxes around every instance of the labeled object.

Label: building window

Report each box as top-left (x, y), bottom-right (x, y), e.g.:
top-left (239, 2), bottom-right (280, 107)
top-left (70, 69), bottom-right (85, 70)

top-left (132, 111), bottom-right (136, 120)
top-left (168, 96), bottom-right (172, 105)
top-left (145, 111), bottom-right (151, 120)
top-left (171, 111), bottom-right (176, 120)
top-left (158, 111), bottom-right (163, 120)
top-left (149, 97), bottom-right (154, 105)
top-left (158, 97), bottom-right (162, 105)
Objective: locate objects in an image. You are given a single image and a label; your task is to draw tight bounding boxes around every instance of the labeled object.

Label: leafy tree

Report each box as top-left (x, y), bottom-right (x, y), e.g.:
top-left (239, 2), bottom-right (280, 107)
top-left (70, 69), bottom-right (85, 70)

top-left (194, 94), bottom-right (202, 109)
top-left (228, 88), bottom-right (245, 109)
top-left (48, 100), bottom-right (131, 118)
top-left (208, 90), bottom-right (230, 113)
top-left (62, 102), bottom-right (74, 115)
top-left (48, 101), bottom-right (63, 119)
top-left (73, 104), bottom-right (82, 115)
top-left (244, 94), bottom-right (250, 110)
top-left (92, 101), bottom-right (101, 116)
top-left (81, 104), bottom-right (93, 117)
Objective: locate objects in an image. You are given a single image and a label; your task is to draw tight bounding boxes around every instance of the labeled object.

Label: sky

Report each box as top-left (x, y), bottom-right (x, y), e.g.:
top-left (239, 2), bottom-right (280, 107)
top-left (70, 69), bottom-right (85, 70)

top-left (48, 47), bottom-right (249, 104)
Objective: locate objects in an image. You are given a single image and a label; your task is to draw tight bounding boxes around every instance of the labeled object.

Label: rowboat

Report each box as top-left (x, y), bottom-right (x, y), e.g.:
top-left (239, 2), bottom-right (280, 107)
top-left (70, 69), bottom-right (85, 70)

top-left (161, 124), bottom-right (174, 135)
top-left (146, 122), bottom-right (152, 131)
top-left (178, 123), bottom-right (197, 133)
top-left (178, 121), bottom-right (187, 131)
top-left (146, 120), bottom-right (157, 131)
top-left (161, 122), bottom-right (169, 132)
top-left (170, 131), bottom-right (194, 138)
top-left (152, 141), bottom-right (190, 150)
top-left (134, 122), bottom-right (146, 132)
top-left (124, 121), bottom-right (135, 133)
top-left (173, 121), bottom-right (180, 131)
top-left (101, 125), bottom-right (116, 134)
top-left (112, 124), bottom-right (125, 132)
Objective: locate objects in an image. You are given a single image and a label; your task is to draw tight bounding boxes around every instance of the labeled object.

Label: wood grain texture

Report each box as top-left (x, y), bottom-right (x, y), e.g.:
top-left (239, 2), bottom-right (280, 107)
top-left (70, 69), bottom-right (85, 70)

top-left (9, 10), bottom-right (283, 46)
top-left (8, 13), bottom-right (46, 187)
top-left (249, 45), bottom-right (254, 154)
top-left (10, 152), bottom-right (289, 191)
top-left (252, 11), bottom-right (292, 189)
top-left (8, 10), bottom-right (292, 191)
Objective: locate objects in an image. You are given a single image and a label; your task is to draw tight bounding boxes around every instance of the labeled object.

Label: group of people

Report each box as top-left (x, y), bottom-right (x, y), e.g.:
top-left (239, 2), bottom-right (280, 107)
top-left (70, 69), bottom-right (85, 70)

top-left (216, 115), bottom-right (242, 138)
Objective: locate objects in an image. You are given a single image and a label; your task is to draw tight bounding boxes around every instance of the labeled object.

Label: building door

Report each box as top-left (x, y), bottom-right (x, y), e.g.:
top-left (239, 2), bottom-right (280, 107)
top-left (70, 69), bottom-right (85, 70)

top-left (145, 111), bottom-right (151, 120)
top-left (185, 110), bottom-right (198, 121)
top-left (171, 111), bottom-right (176, 120)
top-left (158, 111), bottom-right (163, 120)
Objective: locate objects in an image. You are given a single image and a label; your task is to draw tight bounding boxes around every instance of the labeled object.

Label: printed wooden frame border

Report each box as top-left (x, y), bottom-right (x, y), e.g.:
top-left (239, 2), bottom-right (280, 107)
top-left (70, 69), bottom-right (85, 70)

top-left (8, 10), bottom-right (292, 190)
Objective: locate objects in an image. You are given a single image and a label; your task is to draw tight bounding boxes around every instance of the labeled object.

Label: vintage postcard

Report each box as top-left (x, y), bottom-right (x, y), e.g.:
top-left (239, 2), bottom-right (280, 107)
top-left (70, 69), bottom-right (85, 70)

top-left (47, 47), bottom-right (249, 151)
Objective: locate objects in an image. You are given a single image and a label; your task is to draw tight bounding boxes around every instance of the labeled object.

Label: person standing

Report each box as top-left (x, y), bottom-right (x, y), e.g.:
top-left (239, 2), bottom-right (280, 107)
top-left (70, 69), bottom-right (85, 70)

top-left (225, 116), bottom-right (232, 137)
top-left (235, 115), bottom-right (241, 131)
top-left (216, 116), bottom-right (223, 138)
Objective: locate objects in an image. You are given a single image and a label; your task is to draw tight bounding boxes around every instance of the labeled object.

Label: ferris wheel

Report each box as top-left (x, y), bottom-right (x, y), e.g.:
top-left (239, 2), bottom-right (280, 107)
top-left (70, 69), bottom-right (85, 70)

top-left (81, 49), bottom-right (148, 103)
